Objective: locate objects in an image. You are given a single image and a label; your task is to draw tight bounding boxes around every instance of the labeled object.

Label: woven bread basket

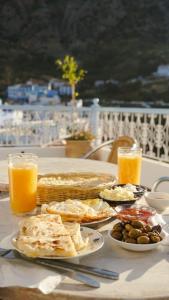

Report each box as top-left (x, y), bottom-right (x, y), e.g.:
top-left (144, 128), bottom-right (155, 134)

top-left (37, 172), bottom-right (116, 205)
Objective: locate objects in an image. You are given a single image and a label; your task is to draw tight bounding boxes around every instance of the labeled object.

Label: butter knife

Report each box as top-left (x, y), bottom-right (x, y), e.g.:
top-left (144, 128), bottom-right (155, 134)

top-left (0, 247), bottom-right (119, 280)
top-left (36, 258), bottom-right (119, 280)
top-left (2, 249), bottom-right (100, 288)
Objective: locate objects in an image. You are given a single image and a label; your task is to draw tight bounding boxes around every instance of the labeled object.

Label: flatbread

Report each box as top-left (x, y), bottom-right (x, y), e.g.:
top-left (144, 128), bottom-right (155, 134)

top-left (15, 214), bottom-right (86, 257)
top-left (15, 234), bottom-right (77, 257)
top-left (64, 222), bottom-right (88, 250)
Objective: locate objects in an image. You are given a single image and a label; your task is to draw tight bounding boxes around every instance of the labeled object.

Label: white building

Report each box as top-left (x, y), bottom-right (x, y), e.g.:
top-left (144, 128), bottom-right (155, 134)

top-left (7, 84), bottom-right (47, 102)
top-left (7, 80), bottom-right (71, 104)
top-left (49, 79), bottom-right (72, 96)
top-left (154, 65), bottom-right (169, 77)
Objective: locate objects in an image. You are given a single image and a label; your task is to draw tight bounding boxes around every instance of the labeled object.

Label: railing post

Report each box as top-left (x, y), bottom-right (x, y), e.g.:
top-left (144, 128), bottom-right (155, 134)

top-left (90, 98), bottom-right (101, 145)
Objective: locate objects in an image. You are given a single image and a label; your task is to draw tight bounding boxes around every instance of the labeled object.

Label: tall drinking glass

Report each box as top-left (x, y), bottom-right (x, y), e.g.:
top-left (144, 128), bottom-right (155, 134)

top-left (118, 147), bottom-right (142, 184)
top-left (8, 153), bottom-right (38, 215)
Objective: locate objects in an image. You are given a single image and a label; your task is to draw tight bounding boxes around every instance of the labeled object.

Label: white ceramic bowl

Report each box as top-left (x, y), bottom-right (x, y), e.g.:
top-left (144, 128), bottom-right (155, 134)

top-left (108, 229), bottom-right (165, 252)
top-left (144, 192), bottom-right (169, 210)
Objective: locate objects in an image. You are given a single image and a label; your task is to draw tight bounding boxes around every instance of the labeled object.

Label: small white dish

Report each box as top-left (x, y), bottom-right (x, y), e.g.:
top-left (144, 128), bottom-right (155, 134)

top-left (145, 192), bottom-right (169, 210)
top-left (108, 229), bottom-right (165, 252)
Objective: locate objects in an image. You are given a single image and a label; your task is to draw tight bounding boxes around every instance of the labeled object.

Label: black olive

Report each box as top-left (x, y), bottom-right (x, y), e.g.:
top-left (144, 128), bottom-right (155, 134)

top-left (113, 222), bottom-right (124, 232)
top-left (112, 230), bottom-right (123, 241)
top-left (152, 225), bottom-right (162, 233)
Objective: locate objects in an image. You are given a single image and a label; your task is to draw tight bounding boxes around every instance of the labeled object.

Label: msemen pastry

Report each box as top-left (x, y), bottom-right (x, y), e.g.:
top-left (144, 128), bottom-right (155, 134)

top-left (41, 198), bottom-right (114, 223)
top-left (14, 214), bottom-right (88, 257)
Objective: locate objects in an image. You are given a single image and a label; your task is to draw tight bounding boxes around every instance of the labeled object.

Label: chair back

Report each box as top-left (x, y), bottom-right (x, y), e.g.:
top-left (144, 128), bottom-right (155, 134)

top-left (107, 136), bottom-right (136, 164)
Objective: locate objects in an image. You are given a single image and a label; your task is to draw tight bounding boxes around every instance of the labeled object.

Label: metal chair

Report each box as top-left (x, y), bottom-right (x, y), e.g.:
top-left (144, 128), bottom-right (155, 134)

top-left (152, 177), bottom-right (169, 191)
top-left (83, 136), bottom-right (137, 164)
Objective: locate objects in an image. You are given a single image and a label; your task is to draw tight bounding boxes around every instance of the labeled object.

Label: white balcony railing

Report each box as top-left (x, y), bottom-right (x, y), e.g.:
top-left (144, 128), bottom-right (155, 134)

top-left (0, 103), bottom-right (169, 162)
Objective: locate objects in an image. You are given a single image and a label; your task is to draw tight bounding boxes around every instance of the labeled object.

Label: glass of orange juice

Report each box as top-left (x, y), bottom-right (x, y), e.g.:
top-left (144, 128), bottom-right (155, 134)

top-left (118, 147), bottom-right (142, 184)
top-left (8, 153), bottom-right (38, 215)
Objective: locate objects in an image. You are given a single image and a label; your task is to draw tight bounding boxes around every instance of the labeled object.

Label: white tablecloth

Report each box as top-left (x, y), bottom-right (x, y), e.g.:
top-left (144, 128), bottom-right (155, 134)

top-left (1, 197), bottom-right (169, 299)
top-left (0, 199), bottom-right (62, 294)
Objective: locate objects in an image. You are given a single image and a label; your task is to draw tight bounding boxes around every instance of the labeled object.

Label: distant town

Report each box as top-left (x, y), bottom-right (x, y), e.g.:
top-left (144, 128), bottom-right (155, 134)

top-left (2, 64), bottom-right (169, 108)
top-left (5, 79), bottom-right (72, 106)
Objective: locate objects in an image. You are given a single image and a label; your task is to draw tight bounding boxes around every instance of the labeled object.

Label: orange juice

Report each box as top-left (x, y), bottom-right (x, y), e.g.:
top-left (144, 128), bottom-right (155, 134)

top-left (118, 148), bottom-right (142, 184)
top-left (8, 154), bottom-right (38, 214)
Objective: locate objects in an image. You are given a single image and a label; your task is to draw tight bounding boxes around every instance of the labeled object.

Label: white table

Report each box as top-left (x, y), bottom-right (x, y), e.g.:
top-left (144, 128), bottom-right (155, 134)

top-left (1, 197), bottom-right (169, 300)
top-left (1, 158), bottom-right (169, 300)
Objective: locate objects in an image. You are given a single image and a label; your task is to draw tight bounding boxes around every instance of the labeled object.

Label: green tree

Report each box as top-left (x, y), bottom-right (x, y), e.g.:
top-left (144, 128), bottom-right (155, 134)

top-left (56, 55), bottom-right (86, 106)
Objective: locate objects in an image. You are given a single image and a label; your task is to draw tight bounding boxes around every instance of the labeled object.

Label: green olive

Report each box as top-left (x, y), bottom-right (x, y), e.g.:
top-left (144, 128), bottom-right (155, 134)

top-left (144, 224), bottom-right (152, 233)
top-left (128, 228), bottom-right (142, 238)
top-left (148, 231), bottom-right (159, 237)
top-left (149, 233), bottom-right (161, 243)
top-left (137, 236), bottom-right (150, 244)
top-left (112, 230), bottom-right (123, 241)
top-left (152, 230), bottom-right (161, 236)
top-left (125, 224), bottom-right (133, 231)
top-left (140, 233), bottom-right (148, 237)
top-left (131, 220), bottom-right (144, 229)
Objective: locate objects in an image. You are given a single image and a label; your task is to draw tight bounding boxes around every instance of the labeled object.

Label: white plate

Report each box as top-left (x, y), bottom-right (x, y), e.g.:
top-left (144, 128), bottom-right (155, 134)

top-left (81, 216), bottom-right (113, 228)
top-left (108, 229), bottom-right (166, 252)
top-left (12, 227), bottom-right (104, 259)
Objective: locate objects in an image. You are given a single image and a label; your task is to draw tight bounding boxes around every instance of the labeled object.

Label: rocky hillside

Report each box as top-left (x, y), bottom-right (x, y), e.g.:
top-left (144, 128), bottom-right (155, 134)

top-left (1, 0), bottom-right (169, 103)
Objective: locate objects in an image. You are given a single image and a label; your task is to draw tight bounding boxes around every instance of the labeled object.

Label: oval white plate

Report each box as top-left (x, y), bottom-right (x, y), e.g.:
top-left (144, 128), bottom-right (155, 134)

top-left (12, 227), bottom-right (104, 259)
top-left (108, 229), bottom-right (166, 252)
top-left (82, 216), bottom-right (113, 228)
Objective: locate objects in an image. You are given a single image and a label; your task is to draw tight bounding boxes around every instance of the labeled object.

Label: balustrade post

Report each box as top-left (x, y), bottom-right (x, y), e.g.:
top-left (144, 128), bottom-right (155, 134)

top-left (90, 98), bottom-right (101, 145)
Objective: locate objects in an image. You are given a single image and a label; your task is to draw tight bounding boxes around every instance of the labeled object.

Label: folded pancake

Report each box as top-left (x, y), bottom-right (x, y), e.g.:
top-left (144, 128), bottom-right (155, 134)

top-left (41, 198), bottom-right (114, 223)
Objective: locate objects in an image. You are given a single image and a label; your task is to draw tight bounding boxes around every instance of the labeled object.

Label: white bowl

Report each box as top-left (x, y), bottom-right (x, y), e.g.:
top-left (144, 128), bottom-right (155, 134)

top-left (145, 192), bottom-right (169, 210)
top-left (108, 229), bottom-right (165, 252)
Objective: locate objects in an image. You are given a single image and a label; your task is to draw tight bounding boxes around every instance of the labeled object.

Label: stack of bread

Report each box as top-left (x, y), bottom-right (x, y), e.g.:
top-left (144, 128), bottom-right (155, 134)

top-left (14, 214), bottom-right (88, 257)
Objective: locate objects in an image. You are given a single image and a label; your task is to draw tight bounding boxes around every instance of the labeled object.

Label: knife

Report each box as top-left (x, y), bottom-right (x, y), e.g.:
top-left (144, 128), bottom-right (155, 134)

top-left (0, 247), bottom-right (119, 280)
top-left (36, 258), bottom-right (119, 280)
top-left (1, 249), bottom-right (100, 288)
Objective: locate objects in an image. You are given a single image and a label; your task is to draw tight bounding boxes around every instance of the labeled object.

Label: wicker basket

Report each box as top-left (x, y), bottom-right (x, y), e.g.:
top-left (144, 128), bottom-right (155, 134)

top-left (37, 172), bottom-right (116, 205)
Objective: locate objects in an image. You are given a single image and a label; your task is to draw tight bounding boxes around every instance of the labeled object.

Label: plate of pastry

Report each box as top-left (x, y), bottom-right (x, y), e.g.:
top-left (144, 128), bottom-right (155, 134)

top-left (41, 198), bottom-right (115, 227)
top-left (12, 214), bottom-right (104, 259)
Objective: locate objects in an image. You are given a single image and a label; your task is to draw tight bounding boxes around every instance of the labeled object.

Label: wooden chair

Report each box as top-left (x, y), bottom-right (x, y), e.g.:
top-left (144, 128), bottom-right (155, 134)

top-left (83, 136), bottom-right (137, 164)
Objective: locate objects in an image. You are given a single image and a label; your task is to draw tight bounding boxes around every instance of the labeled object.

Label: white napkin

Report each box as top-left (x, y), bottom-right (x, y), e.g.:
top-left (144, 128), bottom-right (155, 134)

top-left (0, 256), bottom-right (62, 294)
top-left (0, 199), bottom-right (63, 294)
top-left (151, 213), bottom-right (169, 229)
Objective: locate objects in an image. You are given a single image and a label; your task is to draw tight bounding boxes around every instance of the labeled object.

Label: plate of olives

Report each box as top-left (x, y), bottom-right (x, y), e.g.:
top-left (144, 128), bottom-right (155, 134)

top-left (108, 219), bottom-right (165, 251)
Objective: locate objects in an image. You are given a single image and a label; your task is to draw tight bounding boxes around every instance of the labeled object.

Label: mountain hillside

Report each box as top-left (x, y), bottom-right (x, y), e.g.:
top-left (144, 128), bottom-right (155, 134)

top-left (1, 0), bottom-right (169, 103)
